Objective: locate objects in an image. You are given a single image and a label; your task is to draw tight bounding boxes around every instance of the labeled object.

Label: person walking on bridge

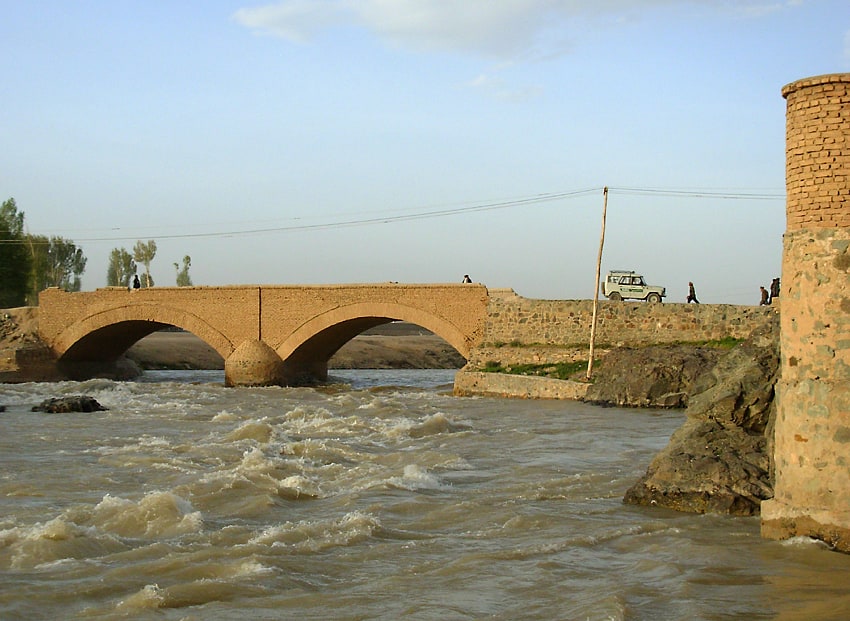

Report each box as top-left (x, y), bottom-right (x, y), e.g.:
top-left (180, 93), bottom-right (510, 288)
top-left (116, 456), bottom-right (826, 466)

top-left (687, 282), bottom-right (699, 304)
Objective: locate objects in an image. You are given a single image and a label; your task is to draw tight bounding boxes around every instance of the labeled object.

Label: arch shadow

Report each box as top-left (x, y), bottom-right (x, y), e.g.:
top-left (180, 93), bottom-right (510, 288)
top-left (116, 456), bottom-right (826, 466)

top-left (53, 305), bottom-right (233, 380)
top-left (273, 302), bottom-right (470, 384)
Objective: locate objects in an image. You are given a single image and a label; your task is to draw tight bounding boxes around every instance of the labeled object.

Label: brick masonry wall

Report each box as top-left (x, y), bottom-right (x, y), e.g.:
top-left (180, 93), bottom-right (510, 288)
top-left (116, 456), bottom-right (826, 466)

top-left (783, 73), bottom-right (850, 229)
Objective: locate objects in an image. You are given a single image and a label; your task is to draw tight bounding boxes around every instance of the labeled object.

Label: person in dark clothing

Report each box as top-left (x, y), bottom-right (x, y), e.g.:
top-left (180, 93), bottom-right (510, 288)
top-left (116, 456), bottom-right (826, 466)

top-left (769, 277), bottom-right (780, 304)
top-left (760, 286), bottom-right (769, 306)
top-left (133, 275), bottom-right (141, 290)
top-left (462, 275), bottom-right (472, 283)
top-left (687, 282), bottom-right (700, 304)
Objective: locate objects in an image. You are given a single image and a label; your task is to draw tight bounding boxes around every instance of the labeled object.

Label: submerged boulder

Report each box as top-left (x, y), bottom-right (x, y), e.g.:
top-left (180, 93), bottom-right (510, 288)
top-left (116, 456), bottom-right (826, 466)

top-left (623, 316), bottom-right (780, 516)
top-left (33, 396), bottom-right (108, 413)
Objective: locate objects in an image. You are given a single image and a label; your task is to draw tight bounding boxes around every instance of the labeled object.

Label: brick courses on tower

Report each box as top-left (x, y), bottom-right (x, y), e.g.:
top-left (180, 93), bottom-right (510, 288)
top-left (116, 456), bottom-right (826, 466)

top-left (761, 73), bottom-right (850, 551)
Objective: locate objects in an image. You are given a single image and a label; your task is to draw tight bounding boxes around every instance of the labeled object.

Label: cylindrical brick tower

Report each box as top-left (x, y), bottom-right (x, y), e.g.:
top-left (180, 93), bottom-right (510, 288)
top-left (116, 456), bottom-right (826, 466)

top-left (761, 74), bottom-right (850, 550)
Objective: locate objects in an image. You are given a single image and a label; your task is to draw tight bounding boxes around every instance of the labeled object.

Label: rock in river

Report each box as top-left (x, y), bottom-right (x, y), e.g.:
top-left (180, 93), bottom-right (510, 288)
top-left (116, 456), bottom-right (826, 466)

top-left (33, 396), bottom-right (108, 413)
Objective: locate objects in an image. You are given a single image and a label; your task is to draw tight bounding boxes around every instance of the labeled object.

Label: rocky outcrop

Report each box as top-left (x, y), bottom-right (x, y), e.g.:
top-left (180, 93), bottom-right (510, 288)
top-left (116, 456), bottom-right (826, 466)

top-left (623, 315), bottom-right (780, 515)
top-left (582, 345), bottom-right (723, 408)
top-left (32, 396), bottom-right (108, 413)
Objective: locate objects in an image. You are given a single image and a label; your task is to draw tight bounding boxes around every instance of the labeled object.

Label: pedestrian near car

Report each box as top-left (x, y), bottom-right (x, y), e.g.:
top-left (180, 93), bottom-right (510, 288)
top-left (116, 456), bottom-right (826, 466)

top-left (687, 282), bottom-right (699, 304)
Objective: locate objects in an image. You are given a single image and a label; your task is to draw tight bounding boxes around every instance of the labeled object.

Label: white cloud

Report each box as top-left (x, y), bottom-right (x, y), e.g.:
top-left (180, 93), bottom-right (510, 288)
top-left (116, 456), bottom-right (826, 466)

top-left (233, 0), bottom-right (809, 67)
top-left (466, 71), bottom-right (544, 102)
top-left (233, 0), bottom-right (351, 43)
top-left (234, 0), bottom-right (653, 61)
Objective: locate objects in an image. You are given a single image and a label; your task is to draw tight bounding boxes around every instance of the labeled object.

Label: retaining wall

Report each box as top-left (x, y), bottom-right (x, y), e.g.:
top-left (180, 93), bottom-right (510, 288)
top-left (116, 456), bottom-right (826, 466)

top-left (469, 289), bottom-right (777, 368)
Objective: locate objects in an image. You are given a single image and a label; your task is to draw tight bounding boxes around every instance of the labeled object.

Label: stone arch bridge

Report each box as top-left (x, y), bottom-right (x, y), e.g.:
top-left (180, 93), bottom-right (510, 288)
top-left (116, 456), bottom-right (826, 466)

top-left (37, 284), bottom-right (490, 386)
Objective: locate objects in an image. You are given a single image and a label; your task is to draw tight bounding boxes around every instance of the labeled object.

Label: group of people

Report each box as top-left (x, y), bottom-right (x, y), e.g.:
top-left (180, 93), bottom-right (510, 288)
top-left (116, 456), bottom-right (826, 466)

top-left (687, 277), bottom-right (780, 306)
top-left (760, 278), bottom-right (781, 306)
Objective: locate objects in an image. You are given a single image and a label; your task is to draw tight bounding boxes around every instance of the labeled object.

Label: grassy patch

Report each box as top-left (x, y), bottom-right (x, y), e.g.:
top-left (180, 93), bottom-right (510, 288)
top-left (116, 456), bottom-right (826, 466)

top-left (676, 336), bottom-right (743, 349)
top-left (480, 359), bottom-right (600, 381)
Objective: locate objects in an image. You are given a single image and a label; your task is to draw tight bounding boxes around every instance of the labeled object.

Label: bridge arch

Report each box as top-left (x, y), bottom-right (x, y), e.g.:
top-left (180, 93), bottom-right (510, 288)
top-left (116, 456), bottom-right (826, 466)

top-left (273, 301), bottom-right (471, 384)
top-left (52, 303), bottom-right (234, 371)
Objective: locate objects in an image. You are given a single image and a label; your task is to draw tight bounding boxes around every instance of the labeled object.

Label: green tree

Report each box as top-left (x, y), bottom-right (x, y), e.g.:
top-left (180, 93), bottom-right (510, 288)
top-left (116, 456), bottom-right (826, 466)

top-left (0, 198), bottom-right (32, 307)
top-left (26, 234), bottom-right (50, 305)
top-left (132, 240), bottom-right (157, 288)
top-left (27, 235), bottom-right (87, 297)
top-left (174, 255), bottom-right (193, 287)
top-left (107, 248), bottom-right (137, 287)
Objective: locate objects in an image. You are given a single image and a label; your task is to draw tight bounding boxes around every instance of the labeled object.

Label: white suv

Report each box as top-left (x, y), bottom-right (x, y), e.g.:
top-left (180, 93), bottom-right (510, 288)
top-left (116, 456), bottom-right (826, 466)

top-left (602, 270), bottom-right (666, 303)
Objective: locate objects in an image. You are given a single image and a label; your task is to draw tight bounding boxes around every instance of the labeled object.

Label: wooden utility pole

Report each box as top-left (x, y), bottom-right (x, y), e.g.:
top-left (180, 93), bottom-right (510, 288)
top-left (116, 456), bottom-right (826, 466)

top-left (586, 186), bottom-right (608, 380)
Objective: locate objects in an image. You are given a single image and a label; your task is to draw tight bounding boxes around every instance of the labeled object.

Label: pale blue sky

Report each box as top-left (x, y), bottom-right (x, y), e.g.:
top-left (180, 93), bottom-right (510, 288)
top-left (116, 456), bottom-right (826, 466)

top-left (3, 1), bottom-right (848, 303)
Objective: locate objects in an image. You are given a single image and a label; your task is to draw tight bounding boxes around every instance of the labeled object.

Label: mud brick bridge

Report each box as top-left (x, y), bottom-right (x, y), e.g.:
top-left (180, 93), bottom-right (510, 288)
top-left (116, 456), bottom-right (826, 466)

top-left (37, 284), bottom-right (491, 387)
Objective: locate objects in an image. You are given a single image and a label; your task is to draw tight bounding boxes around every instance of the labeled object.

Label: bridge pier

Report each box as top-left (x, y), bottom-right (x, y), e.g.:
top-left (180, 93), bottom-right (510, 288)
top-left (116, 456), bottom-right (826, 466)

top-left (224, 340), bottom-right (284, 387)
top-left (761, 74), bottom-right (850, 551)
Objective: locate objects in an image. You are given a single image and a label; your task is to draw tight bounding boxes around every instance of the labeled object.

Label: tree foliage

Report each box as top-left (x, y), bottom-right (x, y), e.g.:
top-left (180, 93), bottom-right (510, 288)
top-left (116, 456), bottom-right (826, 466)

top-left (1, 197), bottom-right (90, 307)
top-left (27, 235), bottom-right (86, 297)
top-left (132, 240), bottom-right (157, 288)
top-left (107, 248), bottom-right (137, 288)
top-left (0, 198), bottom-right (33, 307)
top-left (174, 255), bottom-right (193, 287)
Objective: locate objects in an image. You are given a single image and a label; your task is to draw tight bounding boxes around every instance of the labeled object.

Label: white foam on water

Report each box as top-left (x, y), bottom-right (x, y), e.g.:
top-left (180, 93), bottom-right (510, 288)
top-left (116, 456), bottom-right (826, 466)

top-left (212, 410), bottom-right (239, 422)
top-left (89, 491), bottom-right (203, 538)
top-left (115, 583), bottom-right (165, 613)
top-left (249, 511), bottom-right (381, 552)
top-left (237, 446), bottom-right (285, 476)
top-left (277, 474), bottom-right (321, 499)
top-left (781, 535), bottom-right (834, 549)
top-left (0, 516), bottom-right (127, 570)
top-left (387, 464), bottom-right (444, 491)
top-left (225, 420), bottom-right (275, 443)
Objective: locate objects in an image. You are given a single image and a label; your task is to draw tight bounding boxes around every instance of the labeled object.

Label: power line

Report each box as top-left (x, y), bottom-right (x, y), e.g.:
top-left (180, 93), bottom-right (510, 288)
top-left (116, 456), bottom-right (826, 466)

top-left (0, 185), bottom-right (785, 245)
top-left (3, 189), bottom-right (600, 244)
top-left (608, 187), bottom-right (784, 200)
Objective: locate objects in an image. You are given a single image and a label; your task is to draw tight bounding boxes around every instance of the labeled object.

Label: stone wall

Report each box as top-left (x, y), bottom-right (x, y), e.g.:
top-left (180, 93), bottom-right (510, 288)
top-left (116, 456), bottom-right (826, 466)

top-left (454, 371), bottom-right (590, 400)
top-left (469, 288), bottom-right (776, 368)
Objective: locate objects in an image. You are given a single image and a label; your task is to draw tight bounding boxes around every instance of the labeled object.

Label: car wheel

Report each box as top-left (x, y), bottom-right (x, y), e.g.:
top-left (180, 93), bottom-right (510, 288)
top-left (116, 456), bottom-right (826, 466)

top-left (608, 292), bottom-right (622, 301)
top-left (646, 293), bottom-right (661, 303)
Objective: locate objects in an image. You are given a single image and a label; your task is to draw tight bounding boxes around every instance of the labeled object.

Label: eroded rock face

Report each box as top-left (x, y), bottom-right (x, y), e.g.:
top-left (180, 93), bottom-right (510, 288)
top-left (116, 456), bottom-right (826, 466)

top-left (32, 396), bottom-right (108, 413)
top-left (583, 345), bottom-right (723, 408)
top-left (623, 316), bottom-right (780, 516)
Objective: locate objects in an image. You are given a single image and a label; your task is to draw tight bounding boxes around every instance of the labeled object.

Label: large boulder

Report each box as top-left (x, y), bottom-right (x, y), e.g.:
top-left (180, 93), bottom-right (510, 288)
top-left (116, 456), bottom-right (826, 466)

top-left (583, 345), bottom-right (722, 408)
top-left (623, 315), bottom-right (780, 515)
